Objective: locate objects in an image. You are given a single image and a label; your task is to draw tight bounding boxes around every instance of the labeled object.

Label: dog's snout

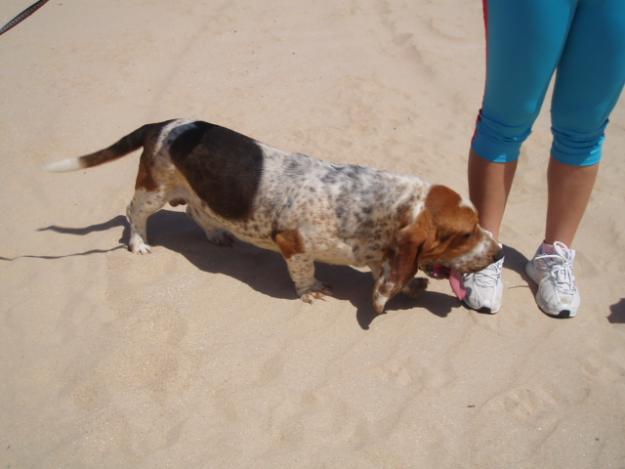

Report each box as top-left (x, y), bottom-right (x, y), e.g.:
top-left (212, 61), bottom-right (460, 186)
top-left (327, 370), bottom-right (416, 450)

top-left (493, 246), bottom-right (505, 262)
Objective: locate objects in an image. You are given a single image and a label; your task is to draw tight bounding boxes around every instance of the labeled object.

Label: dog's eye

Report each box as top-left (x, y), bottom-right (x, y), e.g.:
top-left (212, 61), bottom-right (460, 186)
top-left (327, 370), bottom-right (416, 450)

top-left (453, 232), bottom-right (472, 245)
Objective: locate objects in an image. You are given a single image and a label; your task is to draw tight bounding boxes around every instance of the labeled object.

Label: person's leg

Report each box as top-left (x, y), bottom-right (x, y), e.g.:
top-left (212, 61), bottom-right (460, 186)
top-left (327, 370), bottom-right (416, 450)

top-left (547, 0), bottom-right (625, 247)
top-left (468, 150), bottom-right (516, 241)
top-left (470, 0), bottom-right (577, 240)
top-left (460, 0), bottom-right (577, 313)
top-left (525, 0), bottom-right (625, 318)
top-left (545, 160), bottom-right (598, 246)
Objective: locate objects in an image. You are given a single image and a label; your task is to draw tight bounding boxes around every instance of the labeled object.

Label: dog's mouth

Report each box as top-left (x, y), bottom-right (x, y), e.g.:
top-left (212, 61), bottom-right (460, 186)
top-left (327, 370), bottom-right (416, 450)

top-left (422, 263), bottom-right (451, 279)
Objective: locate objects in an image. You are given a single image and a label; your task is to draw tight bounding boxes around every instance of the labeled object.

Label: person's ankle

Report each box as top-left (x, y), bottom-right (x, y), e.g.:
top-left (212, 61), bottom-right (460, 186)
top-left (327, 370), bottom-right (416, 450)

top-left (541, 240), bottom-right (573, 254)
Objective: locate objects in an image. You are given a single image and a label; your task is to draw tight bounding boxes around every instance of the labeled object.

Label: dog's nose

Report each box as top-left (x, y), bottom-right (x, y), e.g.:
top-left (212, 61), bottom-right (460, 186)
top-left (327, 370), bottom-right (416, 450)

top-left (493, 246), bottom-right (505, 262)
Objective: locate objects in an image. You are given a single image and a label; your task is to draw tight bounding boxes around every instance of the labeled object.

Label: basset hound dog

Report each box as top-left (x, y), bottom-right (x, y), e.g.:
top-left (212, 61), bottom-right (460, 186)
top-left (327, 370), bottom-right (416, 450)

top-left (46, 119), bottom-right (503, 314)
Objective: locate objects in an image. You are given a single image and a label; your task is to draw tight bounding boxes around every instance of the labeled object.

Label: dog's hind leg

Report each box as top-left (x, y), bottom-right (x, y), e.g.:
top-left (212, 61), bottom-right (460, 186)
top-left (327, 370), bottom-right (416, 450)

top-left (126, 188), bottom-right (167, 254)
top-left (126, 155), bottom-right (167, 254)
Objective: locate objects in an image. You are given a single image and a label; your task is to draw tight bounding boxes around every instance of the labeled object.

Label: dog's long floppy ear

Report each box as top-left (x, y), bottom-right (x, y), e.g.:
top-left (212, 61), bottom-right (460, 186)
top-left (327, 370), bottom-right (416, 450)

top-left (372, 214), bottom-right (431, 314)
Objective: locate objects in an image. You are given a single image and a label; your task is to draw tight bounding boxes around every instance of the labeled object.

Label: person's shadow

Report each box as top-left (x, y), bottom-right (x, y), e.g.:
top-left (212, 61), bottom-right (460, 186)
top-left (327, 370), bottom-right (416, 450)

top-left (609, 299), bottom-right (625, 324)
top-left (20, 210), bottom-right (461, 329)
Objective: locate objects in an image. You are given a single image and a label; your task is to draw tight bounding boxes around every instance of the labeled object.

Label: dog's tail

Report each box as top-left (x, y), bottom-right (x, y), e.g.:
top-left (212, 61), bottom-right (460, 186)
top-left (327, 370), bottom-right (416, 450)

top-left (44, 121), bottom-right (171, 172)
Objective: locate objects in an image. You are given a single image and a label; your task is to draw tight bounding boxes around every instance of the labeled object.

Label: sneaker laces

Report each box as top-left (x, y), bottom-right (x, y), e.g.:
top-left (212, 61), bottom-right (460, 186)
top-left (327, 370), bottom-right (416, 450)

top-left (533, 241), bottom-right (577, 296)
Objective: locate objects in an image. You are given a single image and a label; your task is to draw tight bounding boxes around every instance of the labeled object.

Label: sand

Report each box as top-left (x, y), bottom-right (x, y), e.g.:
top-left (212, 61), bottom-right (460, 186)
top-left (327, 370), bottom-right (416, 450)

top-left (2, 1), bottom-right (625, 467)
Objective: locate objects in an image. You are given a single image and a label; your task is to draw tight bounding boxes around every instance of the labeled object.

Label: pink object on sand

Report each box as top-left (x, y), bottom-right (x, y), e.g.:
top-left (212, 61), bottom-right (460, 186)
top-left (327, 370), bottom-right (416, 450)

top-left (449, 270), bottom-right (467, 301)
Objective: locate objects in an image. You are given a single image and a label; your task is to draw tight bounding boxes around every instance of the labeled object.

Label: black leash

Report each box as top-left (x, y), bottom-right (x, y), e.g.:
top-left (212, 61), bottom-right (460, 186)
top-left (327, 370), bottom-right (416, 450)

top-left (0, 0), bottom-right (50, 36)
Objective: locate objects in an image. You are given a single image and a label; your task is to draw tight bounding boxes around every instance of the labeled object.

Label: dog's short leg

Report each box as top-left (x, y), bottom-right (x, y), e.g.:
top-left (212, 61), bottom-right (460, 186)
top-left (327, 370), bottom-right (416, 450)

top-left (373, 263), bottom-right (428, 307)
top-left (126, 189), bottom-right (166, 254)
top-left (273, 228), bottom-right (331, 303)
top-left (283, 254), bottom-right (331, 303)
top-left (368, 262), bottom-right (383, 281)
top-left (186, 205), bottom-right (233, 246)
top-left (402, 277), bottom-right (429, 298)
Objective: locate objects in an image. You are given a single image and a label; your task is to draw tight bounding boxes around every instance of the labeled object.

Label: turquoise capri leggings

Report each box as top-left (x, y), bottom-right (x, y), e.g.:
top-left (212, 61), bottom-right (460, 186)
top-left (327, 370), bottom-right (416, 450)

top-left (472, 0), bottom-right (625, 167)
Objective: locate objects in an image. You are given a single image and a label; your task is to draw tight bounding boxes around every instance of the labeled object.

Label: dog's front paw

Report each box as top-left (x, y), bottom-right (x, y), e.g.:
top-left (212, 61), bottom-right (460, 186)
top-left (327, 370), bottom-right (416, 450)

top-left (129, 240), bottom-right (152, 255)
top-left (298, 282), bottom-right (333, 304)
top-left (402, 277), bottom-right (429, 298)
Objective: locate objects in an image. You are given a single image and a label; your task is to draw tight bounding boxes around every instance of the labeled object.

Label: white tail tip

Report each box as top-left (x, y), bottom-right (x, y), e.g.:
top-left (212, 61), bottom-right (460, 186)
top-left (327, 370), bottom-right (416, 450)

top-left (43, 158), bottom-right (84, 172)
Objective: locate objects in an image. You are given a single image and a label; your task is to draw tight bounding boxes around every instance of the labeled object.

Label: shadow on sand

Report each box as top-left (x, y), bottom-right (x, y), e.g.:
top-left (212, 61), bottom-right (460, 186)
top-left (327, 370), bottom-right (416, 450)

top-left (9, 210), bottom-right (470, 329)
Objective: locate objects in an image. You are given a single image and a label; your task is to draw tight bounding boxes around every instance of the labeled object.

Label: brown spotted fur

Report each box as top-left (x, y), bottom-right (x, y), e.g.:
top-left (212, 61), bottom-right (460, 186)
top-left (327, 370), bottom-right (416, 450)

top-left (46, 119), bottom-right (503, 314)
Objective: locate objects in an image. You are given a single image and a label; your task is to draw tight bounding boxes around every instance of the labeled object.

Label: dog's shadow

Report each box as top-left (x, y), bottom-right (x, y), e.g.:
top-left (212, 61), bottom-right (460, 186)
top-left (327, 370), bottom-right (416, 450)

top-left (35, 209), bottom-right (461, 329)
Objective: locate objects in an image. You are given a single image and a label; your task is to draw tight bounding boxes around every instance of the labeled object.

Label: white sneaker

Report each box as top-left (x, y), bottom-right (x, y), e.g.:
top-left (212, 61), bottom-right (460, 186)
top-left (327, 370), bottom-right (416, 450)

top-left (461, 256), bottom-right (504, 314)
top-left (525, 241), bottom-right (580, 318)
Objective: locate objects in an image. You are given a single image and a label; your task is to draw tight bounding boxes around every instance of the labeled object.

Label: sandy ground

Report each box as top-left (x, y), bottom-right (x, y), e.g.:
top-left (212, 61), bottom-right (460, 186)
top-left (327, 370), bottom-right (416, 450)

top-left (2, 1), bottom-right (625, 467)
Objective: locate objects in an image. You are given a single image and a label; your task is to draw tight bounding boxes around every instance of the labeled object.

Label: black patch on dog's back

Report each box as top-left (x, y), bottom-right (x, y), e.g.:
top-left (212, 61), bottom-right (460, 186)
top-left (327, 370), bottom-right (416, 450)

top-left (169, 121), bottom-right (264, 220)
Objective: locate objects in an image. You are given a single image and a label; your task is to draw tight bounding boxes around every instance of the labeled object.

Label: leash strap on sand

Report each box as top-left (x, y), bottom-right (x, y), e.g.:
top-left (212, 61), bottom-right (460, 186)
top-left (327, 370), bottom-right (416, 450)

top-left (0, 0), bottom-right (50, 36)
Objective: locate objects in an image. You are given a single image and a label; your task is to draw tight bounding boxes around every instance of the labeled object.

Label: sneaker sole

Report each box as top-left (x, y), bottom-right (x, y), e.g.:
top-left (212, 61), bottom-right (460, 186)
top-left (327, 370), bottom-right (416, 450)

top-left (555, 310), bottom-right (574, 319)
top-left (538, 305), bottom-right (576, 319)
top-left (462, 300), bottom-right (498, 315)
